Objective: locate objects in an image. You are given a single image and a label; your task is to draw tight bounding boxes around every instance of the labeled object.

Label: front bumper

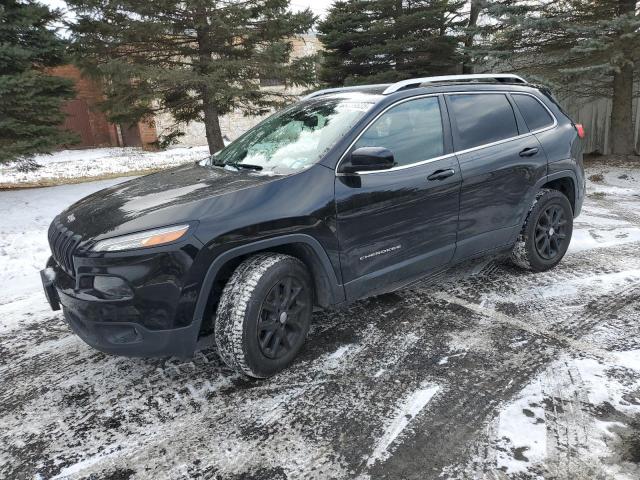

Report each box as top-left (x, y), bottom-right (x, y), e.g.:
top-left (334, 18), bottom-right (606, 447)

top-left (60, 295), bottom-right (198, 357)
top-left (41, 267), bottom-right (61, 311)
top-left (41, 248), bottom-right (202, 358)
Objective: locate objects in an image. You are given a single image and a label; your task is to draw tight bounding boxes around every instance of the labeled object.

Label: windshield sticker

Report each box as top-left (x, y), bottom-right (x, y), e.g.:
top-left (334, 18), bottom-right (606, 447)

top-left (337, 102), bottom-right (374, 112)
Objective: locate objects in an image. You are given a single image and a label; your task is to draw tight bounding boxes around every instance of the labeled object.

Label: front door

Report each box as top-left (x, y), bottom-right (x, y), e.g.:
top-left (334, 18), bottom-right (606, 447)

top-left (335, 96), bottom-right (461, 301)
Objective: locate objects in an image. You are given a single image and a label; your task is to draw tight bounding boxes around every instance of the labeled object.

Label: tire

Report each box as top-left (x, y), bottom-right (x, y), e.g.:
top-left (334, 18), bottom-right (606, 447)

top-left (214, 253), bottom-right (313, 378)
top-left (511, 188), bottom-right (574, 272)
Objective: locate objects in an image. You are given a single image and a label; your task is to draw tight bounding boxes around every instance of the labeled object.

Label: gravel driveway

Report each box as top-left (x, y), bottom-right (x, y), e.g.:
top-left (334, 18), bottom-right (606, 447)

top-left (1, 160), bottom-right (640, 480)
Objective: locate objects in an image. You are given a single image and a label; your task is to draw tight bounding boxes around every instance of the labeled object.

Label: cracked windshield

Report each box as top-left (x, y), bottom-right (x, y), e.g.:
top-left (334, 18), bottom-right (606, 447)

top-left (209, 97), bottom-right (375, 174)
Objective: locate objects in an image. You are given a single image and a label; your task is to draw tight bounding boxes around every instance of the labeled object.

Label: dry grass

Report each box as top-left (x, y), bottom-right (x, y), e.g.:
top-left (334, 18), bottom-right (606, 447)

top-left (584, 153), bottom-right (640, 168)
top-left (588, 173), bottom-right (605, 183)
top-left (588, 191), bottom-right (608, 199)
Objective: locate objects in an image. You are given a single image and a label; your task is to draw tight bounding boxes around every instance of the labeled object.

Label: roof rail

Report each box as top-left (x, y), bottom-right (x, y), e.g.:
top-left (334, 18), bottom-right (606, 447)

top-left (302, 84), bottom-right (391, 100)
top-left (382, 74), bottom-right (527, 95)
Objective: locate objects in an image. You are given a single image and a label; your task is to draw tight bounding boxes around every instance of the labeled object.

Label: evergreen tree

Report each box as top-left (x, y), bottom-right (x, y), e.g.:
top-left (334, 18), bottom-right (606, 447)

top-left (461, 0), bottom-right (483, 74)
top-left (318, 0), bottom-right (465, 86)
top-left (66, 0), bottom-right (317, 154)
top-left (0, 0), bottom-right (76, 166)
top-left (477, 0), bottom-right (639, 156)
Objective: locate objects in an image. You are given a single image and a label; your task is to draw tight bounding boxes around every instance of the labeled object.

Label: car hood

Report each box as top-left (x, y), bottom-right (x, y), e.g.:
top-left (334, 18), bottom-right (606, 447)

top-left (58, 163), bottom-right (281, 241)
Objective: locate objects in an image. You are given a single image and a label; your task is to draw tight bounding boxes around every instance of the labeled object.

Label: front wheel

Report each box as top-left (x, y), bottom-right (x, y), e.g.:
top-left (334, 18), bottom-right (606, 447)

top-left (214, 253), bottom-right (313, 378)
top-left (511, 188), bottom-right (574, 272)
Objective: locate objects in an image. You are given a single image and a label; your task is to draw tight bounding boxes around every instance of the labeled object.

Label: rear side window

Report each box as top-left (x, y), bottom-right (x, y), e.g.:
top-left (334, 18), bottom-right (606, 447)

top-left (512, 94), bottom-right (554, 131)
top-left (448, 94), bottom-right (519, 150)
top-left (354, 97), bottom-right (444, 167)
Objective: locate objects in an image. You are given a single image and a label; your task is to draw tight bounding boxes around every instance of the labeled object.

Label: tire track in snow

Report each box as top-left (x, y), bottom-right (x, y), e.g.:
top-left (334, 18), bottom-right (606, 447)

top-left (432, 292), bottom-right (614, 361)
top-left (369, 276), bottom-right (640, 479)
top-left (6, 263), bottom-right (636, 479)
top-left (3, 167), bottom-right (640, 479)
top-left (426, 240), bottom-right (640, 307)
top-left (542, 360), bottom-right (596, 480)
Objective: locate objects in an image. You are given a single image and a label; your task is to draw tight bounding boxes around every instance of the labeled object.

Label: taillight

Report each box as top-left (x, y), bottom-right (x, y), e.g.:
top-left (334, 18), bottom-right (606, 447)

top-left (575, 123), bottom-right (585, 139)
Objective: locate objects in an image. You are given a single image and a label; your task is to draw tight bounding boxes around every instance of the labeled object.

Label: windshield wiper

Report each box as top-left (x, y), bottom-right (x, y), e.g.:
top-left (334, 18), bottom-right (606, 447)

top-left (227, 162), bottom-right (263, 171)
top-left (208, 155), bottom-right (264, 171)
top-left (209, 156), bottom-right (224, 167)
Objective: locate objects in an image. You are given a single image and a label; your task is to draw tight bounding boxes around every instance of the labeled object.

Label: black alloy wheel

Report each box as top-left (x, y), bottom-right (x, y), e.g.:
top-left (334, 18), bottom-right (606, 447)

top-left (214, 253), bottom-right (314, 378)
top-left (511, 188), bottom-right (574, 272)
top-left (258, 277), bottom-right (309, 360)
top-left (534, 204), bottom-right (568, 260)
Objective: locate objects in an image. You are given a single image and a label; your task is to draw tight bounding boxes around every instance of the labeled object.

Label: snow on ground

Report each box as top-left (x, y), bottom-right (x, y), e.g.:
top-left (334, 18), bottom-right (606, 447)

top-left (0, 146), bottom-right (210, 186)
top-left (366, 383), bottom-right (440, 467)
top-left (1, 159), bottom-right (640, 479)
top-left (0, 178), bottom-right (126, 304)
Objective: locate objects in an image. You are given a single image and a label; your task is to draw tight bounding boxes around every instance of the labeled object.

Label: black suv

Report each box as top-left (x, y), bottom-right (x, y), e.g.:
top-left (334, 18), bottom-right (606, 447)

top-left (42, 74), bottom-right (585, 377)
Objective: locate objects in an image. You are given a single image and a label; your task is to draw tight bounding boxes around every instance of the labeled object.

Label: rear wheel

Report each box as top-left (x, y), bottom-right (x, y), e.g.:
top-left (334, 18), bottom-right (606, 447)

top-left (214, 253), bottom-right (313, 378)
top-left (511, 189), bottom-right (573, 272)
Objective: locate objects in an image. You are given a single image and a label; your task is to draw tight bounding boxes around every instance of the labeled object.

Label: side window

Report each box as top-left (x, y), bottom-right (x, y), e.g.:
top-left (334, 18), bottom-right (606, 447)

top-left (512, 94), bottom-right (554, 132)
top-left (353, 97), bottom-right (444, 167)
top-left (448, 94), bottom-right (519, 150)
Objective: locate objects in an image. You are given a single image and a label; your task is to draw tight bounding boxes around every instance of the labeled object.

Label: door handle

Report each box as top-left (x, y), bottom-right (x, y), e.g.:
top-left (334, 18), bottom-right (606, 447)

top-left (427, 169), bottom-right (456, 181)
top-left (519, 147), bottom-right (539, 157)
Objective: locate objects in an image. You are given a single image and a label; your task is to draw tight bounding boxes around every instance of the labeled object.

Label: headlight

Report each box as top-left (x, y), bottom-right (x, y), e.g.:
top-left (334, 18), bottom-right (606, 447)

top-left (91, 224), bottom-right (190, 252)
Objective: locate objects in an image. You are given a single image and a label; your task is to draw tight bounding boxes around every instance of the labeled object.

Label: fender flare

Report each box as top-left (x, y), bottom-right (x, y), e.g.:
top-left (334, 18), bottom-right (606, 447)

top-left (543, 169), bottom-right (578, 197)
top-left (509, 169), bottom-right (578, 245)
top-left (528, 169), bottom-right (578, 215)
top-left (191, 233), bottom-right (345, 335)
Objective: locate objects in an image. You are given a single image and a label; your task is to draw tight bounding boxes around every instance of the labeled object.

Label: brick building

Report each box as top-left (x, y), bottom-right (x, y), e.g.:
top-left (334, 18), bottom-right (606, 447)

top-left (51, 34), bottom-right (320, 151)
top-left (50, 65), bottom-right (158, 150)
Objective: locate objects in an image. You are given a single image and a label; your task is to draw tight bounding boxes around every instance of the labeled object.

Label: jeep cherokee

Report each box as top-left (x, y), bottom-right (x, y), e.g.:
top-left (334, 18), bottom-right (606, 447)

top-left (41, 74), bottom-right (586, 378)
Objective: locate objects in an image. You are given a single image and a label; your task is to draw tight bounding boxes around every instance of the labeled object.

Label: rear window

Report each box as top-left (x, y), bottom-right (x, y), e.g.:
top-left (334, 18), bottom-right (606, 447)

top-left (448, 94), bottom-right (519, 150)
top-left (512, 94), bottom-right (555, 131)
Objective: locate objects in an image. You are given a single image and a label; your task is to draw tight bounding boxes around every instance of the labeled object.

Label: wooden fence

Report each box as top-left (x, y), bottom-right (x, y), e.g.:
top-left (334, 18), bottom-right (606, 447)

top-left (561, 86), bottom-right (639, 155)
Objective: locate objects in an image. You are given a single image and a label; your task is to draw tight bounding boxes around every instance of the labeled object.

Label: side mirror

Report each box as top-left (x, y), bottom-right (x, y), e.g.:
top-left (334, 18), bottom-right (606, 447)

top-left (340, 147), bottom-right (396, 174)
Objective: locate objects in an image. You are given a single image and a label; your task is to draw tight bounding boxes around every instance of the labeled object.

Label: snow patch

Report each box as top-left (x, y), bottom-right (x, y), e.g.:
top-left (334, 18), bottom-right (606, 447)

top-left (495, 380), bottom-right (547, 474)
top-left (0, 178), bottom-right (128, 303)
top-left (613, 349), bottom-right (640, 372)
top-left (0, 146), bottom-right (210, 185)
top-left (50, 442), bottom-right (128, 479)
top-left (569, 227), bottom-right (640, 253)
top-left (481, 269), bottom-right (640, 306)
top-left (319, 343), bottom-right (365, 373)
top-left (575, 213), bottom-right (630, 227)
top-left (490, 350), bottom-right (640, 478)
top-left (367, 383), bottom-right (440, 466)
top-left (328, 344), bottom-right (352, 360)
top-left (437, 351), bottom-right (466, 366)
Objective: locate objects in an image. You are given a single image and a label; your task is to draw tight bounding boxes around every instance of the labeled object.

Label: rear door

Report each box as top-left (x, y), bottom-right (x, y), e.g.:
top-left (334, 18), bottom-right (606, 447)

top-left (445, 92), bottom-right (548, 260)
top-left (335, 95), bottom-right (461, 300)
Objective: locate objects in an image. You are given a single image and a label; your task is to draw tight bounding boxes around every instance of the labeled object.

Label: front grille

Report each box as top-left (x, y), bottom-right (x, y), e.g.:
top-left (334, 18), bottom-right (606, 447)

top-left (48, 218), bottom-right (82, 276)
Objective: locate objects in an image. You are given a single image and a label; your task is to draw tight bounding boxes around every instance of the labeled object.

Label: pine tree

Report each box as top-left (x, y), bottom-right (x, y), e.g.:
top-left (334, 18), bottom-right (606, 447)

top-left (0, 0), bottom-right (76, 166)
top-left (66, 0), bottom-right (317, 154)
top-left (461, 0), bottom-right (483, 74)
top-left (318, 0), bottom-right (466, 87)
top-left (477, 0), bottom-right (639, 156)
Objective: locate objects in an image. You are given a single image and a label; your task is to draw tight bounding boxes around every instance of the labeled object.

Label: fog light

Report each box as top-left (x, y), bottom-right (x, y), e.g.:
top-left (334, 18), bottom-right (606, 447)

top-left (93, 276), bottom-right (133, 299)
top-left (103, 325), bottom-right (140, 344)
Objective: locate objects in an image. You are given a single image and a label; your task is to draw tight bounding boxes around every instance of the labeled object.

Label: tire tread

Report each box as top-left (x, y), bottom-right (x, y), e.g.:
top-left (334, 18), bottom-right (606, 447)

top-left (511, 188), bottom-right (572, 272)
top-left (215, 253), bottom-right (305, 378)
